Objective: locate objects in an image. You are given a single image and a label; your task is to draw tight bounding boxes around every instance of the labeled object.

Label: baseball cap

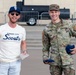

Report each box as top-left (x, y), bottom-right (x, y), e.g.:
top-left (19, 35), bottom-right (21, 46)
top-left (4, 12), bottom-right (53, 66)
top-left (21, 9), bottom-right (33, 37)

top-left (49, 4), bottom-right (60, 11)
top-left (8, 6), bottom-right (21, 14)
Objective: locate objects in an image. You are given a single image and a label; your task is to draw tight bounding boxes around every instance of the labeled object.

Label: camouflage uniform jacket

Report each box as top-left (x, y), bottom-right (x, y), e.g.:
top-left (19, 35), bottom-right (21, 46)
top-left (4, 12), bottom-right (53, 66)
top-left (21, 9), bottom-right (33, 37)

top-left (42, 20), bottom-right (76, 66)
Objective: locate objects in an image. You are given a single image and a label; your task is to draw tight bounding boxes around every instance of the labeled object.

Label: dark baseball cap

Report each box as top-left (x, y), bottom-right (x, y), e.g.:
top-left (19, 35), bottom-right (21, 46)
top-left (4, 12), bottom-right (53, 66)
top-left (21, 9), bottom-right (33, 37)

top-left (8, 6), bottom-right (21, 14)
top-left (49, 4), bottom-right (60, 11)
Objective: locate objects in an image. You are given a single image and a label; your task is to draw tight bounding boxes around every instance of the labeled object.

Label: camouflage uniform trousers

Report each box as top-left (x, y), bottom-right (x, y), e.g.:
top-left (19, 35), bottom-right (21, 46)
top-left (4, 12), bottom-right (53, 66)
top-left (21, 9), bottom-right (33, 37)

top-left (49, 65), bottom-right (75, 75)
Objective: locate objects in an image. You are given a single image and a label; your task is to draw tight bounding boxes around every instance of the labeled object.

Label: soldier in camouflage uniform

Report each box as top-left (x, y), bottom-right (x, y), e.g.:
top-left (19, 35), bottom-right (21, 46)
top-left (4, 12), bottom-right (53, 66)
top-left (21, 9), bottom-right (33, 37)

top-left (42, 4), bottom-right (76, 75)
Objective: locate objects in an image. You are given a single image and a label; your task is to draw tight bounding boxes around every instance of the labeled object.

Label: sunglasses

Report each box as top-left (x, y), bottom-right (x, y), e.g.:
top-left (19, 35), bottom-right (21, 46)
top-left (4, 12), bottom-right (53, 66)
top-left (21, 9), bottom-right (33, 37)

top-left (10, 13), bottom-right (20, 16)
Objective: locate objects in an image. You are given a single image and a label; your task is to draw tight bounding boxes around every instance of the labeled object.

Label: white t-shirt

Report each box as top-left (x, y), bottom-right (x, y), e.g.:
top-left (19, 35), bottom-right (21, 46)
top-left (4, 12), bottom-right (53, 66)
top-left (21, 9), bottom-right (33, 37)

top-left (0, 23), bottom-right (26, 62)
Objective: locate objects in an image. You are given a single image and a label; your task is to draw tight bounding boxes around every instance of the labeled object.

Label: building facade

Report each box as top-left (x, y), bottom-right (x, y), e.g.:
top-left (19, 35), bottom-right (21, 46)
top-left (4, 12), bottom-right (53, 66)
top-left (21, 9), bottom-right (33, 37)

top-left (0, 0), bottom-right (76, 14)
top-left (0, 0), bottom-right (76, 24)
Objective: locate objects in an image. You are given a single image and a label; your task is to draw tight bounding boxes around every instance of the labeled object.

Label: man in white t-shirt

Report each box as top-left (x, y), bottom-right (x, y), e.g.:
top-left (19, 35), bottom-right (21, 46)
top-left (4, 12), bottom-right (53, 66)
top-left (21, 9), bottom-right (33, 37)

top-left (0, 6), bottom-right (27, 75)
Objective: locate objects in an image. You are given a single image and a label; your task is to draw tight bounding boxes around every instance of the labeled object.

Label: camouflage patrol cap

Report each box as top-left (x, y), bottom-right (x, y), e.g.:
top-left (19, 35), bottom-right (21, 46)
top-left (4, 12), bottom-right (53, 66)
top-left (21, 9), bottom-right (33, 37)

top-left (49, 4), bottom-right (60, 11)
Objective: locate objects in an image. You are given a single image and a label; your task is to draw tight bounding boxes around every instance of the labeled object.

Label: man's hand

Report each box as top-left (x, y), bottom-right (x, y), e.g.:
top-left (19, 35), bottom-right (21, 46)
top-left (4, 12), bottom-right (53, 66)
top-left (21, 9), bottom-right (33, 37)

top-left (43, 61), bottom-right (50, 64)
top-left (71, 45), bottom-right (76, 54)
top-left (43, 59), bottom-right (54, 64)
top-left (22, 50), bottom-right (27, 55)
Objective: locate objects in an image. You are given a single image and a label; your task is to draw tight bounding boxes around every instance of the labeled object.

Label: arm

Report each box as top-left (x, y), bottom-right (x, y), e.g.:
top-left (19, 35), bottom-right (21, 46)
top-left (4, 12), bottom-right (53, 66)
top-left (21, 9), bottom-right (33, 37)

top-left (21, 28), bottom-right (27, 54)
top-left (69, 24), bottom-right (76, 54)
top-left (21, 40), bottom-right (27, 54)
top-left (42, 30), bottom-right (50, 60)
top-left (72, 25), bottom-right (76, 37)
top-left (69, 24), bottom-right (76, 37)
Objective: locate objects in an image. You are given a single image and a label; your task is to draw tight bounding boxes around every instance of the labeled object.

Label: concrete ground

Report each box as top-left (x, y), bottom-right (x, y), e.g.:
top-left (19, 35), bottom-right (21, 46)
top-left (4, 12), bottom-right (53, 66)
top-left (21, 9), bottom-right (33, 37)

top-left (20, 49), bottom-right (50, 75)
top-left (20, 49), bottom-right (76, 75)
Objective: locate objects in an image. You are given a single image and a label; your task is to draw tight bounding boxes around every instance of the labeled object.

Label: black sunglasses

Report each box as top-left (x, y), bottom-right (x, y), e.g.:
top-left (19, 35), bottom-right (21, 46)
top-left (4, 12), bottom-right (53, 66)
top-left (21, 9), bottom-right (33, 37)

top-left (10, 13), bottom-right (20, 16)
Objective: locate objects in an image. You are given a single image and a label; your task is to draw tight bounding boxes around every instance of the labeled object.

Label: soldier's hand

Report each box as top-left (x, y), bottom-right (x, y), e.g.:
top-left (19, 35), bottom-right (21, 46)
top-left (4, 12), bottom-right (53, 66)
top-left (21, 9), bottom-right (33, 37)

top-left (71, 45), bottom-right (76, 54)
top-left (43, 59), bottom-right (54, 64)
top-left (43, 60), bottom-right (51, 64)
